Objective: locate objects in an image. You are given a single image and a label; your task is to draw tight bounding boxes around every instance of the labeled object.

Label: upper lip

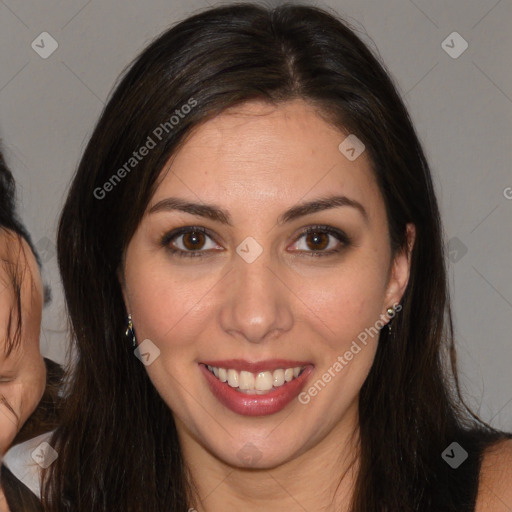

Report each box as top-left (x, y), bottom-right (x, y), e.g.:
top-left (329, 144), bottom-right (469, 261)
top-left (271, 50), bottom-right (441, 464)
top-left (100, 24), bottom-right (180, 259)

top-left (201, 359), bottom-right (313, 373)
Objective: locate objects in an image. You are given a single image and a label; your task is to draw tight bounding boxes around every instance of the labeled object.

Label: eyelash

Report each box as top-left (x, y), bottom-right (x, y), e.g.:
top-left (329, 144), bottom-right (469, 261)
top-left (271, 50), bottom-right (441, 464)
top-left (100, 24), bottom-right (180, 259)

top-left (160, 225), bottom-right (351, 259)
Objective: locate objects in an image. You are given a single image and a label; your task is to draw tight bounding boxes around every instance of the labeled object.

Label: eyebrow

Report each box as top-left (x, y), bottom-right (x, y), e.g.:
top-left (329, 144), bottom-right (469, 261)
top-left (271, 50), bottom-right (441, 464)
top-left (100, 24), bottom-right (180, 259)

top-left (148, 194), bottom-right (369, 226)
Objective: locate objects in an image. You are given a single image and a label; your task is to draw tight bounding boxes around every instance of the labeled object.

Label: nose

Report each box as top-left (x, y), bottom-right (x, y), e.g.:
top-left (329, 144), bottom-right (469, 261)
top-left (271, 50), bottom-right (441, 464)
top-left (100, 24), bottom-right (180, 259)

top-left (218, 246), bottom-right (294, 344)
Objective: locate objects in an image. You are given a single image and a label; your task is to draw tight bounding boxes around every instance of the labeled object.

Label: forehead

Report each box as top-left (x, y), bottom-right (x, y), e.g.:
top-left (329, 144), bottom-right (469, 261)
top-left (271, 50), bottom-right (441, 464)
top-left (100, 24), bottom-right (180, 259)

top-left (152, 99), bottom-right (383, 220)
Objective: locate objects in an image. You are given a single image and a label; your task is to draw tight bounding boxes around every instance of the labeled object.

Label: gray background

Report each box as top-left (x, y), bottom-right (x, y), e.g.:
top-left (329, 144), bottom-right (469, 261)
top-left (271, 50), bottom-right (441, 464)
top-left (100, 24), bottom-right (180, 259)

top-left (0, 0), bottom-right (511, 430)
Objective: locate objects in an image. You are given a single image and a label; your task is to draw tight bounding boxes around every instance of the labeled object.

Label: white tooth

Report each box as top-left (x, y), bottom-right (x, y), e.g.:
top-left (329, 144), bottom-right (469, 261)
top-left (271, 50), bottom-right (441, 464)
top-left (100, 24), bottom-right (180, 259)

top-left (293, 367), bottom-right (301, 378)
top-left (273, 369), bottom-right (285, 387)
top-left (213, 367), bottom-right (219, 378)
top-left (207, 365), bottom-right (213, 372)
top-left (255, 371), bottom-right (273, 391)
top-left (227, 369), bottom-right (239, 388)
top-left (239, 370), bottom-right (255, 390)
top-left (218, 367), bottom-right (227, 382)
top-left (284, 368), bottom-right (294, 382)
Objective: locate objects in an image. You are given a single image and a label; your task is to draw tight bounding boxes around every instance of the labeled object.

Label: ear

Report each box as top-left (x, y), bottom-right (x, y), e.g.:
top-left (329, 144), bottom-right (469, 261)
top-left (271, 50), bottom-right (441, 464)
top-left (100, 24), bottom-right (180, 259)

top-left (382, 223), bottom-right (415, 315)
top-left (117, 263), bottom-right (130, 312)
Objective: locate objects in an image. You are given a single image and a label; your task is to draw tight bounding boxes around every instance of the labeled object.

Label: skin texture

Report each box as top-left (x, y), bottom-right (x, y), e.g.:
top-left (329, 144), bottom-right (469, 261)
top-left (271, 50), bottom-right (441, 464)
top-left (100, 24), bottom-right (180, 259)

top-left (0, 230), bottom-right (46, 455)
top-left (119, 99), bottom-right (415, 511)
top-left (476, 440), bottom-right (512, 512)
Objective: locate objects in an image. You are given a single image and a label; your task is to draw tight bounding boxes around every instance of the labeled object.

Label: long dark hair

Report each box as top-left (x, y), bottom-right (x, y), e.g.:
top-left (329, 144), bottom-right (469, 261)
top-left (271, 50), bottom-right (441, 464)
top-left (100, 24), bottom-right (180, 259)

top-left (43, 3), bottom-right (510, 511)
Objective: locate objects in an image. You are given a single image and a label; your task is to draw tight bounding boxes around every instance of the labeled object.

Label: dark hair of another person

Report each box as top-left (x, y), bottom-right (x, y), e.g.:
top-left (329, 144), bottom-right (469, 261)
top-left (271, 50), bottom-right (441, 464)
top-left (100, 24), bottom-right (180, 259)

top-left (42, 3), bottom-right (511, 511)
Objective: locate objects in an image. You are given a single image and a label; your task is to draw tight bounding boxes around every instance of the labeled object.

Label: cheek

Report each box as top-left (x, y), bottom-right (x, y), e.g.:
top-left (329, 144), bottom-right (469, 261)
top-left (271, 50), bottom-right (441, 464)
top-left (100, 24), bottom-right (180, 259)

top-left (31, 358), bottom-right (47, 407)
top-left (0, 417), bottom-right (17, 455)
top-left (0, 358), bottom-right (46, 455)
top-left (127, 259), bottom-right (220, 352)
top-left (296, 261), bottom-right (388, 350)
top-left (18, 358), bottom-right (47, 427)
top-left (0, 382), bottom-right (23, 454)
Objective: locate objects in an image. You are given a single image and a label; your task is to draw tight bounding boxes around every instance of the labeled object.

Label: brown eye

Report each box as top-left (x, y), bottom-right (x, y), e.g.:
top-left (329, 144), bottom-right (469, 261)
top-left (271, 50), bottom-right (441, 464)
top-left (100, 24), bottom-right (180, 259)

top-left (304, 231), bottom-right (330, 251)
top-left (161, 226), bottom-right (221, 258)
top-left (182, 231), bottom-right (206, 251)
top-left (290, 225), bottom-right (350, 257)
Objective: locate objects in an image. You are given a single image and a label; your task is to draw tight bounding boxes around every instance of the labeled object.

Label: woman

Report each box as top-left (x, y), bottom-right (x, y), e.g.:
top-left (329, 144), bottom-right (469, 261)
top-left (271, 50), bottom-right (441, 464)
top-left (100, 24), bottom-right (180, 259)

top-left (0, 147), bottom-right (63, 511)
top-left (43, 3), bottom-right (512, 511)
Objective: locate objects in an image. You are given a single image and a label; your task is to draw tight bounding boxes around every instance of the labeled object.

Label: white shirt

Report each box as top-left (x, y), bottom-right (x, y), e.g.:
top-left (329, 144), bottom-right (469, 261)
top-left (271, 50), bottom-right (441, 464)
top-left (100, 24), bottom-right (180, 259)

top-left (2, 431), bottom-right (55, 498)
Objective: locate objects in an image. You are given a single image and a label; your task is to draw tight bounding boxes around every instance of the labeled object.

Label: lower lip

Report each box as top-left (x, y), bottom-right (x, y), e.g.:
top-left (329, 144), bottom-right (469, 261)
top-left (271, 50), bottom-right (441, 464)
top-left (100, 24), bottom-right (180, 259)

top-left (200, 364), bottom-right (313, 416)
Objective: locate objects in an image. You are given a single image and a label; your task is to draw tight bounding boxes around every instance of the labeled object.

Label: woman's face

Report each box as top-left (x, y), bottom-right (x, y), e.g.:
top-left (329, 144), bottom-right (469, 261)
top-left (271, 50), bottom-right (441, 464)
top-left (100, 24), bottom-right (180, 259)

top-left (0, 232), bottom-right (46, 455)
top-left (120, 99), bottom-right (413, 468)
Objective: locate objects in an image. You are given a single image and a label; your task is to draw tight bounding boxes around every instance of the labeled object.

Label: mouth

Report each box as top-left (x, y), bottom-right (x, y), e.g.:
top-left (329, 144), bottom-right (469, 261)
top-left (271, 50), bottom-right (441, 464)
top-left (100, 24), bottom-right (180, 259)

top-left (199, 359), bottom-right (313, 416)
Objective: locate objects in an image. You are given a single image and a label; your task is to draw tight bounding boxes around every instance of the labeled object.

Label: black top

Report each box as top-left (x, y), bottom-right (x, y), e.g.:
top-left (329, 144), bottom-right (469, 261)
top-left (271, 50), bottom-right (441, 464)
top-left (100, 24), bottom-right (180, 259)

top-left (425, 430), bottom-right (493, 512)
top-left (1, 464), bottom-right (43, 512)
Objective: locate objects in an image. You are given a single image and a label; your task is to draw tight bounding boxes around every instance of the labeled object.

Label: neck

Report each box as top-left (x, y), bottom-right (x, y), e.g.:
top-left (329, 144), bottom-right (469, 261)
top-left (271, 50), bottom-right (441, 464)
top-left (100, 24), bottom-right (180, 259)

top-left (179, 407), bottom-right (360, 512)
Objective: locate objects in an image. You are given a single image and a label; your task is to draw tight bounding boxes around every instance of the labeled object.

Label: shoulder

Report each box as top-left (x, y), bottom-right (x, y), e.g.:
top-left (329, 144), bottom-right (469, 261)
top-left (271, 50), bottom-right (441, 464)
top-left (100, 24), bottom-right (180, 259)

top-left (0, 486), bottom-right (10, 512)
top-left (475, 438), bottom-right (512, 512)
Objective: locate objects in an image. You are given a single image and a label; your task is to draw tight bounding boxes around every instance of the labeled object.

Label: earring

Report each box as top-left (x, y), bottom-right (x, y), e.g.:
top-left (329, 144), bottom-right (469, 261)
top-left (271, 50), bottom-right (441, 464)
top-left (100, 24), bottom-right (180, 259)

top-left (386, 306), bottom-right (397, 335)
top-left (125, 314), bottom-right (137, 348)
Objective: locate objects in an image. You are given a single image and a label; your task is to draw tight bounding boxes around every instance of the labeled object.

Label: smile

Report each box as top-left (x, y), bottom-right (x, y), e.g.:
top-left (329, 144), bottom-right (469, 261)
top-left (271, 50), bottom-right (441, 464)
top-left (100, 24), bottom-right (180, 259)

top-left (206, 365), bottom-right (306, 394)
top-left (200, 359), bottom-right (314, 416)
